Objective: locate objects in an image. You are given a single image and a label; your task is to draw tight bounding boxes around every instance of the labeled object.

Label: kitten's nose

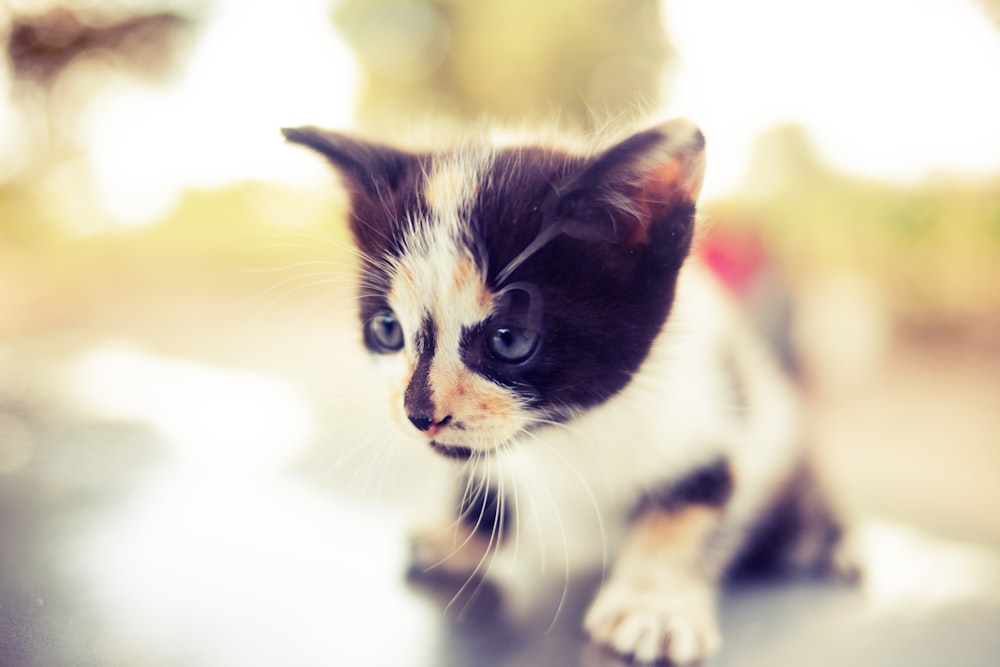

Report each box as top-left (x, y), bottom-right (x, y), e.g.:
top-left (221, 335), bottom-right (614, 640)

top-left (407, 414), bottom-right (451, 436)
top-left (408, 414), bottom-right (434, 432)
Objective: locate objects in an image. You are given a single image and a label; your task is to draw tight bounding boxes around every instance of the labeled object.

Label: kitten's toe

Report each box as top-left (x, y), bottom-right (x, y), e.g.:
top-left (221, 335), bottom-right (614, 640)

top-left (584, 579), bottom-right (721, 665)
top-left (408, 524), bottom-right (492, 580)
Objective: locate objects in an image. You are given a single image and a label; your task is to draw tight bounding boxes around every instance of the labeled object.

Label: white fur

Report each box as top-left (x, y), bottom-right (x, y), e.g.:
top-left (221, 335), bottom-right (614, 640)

top-left (357, 125), bottom-right (804, 663)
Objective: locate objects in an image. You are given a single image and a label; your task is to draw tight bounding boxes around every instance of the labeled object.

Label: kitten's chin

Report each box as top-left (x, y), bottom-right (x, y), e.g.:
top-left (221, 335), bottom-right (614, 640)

top-left (429, 441), bottom-right (475, 461)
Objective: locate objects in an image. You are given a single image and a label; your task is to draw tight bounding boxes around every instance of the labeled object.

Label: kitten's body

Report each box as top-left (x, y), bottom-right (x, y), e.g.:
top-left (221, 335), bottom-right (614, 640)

top-left (285, 120), bottom-right (843, 664)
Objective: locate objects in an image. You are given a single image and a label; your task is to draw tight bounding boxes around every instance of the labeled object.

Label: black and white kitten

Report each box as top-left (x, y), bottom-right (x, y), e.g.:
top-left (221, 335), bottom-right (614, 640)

top-left (284, 120), bottom-right (844, 665)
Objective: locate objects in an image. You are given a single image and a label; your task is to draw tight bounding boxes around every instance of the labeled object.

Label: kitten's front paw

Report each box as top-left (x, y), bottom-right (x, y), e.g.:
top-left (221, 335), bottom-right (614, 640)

top-left (408, 523), bottom-right (492, 581)
top-left (584, 578), bottom-right (721, 665)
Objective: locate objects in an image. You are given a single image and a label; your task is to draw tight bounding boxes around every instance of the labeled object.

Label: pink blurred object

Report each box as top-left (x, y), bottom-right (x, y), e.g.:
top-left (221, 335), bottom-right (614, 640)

top-left (699, 225), bottom-right (769, 300)
top-left (700, 225), bottom-right (797, 374)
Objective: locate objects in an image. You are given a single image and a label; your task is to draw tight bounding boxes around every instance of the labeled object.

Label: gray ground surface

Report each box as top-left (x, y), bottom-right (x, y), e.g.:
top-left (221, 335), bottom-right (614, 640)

top-left (2, 279), bottom-right (999, 666)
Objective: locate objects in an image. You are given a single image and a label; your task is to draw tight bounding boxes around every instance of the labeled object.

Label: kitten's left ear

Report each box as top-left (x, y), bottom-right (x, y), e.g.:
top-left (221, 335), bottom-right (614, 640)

top-left (281, 126), bottom-right (418, 200)
top-left (552, 119), bottom-right (706, 247)
top-left (282, 126), bottom-right (422, 255)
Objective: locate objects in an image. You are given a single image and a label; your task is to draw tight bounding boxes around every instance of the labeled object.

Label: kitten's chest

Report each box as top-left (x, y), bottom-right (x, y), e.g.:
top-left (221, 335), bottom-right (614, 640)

top-left (477, 398), bottom-right (724, 570)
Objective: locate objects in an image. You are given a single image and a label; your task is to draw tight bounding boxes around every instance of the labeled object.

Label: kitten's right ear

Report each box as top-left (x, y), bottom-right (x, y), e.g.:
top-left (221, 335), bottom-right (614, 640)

top-left (281, 126), bottom-right (417, 203)
top-left (552, 119), bottom-right (705, 247)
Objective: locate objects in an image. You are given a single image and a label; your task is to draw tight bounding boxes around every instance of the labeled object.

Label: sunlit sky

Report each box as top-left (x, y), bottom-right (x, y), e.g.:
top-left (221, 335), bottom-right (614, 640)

top-left (2, 0), bottom-right (999, 225)
top-left (664, 0), bottom-right (1000, 198)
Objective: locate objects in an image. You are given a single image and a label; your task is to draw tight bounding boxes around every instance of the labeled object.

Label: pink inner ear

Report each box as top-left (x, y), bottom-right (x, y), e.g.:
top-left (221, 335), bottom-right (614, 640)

top-left (648, 159), bottom-right (684, 197)
top-left (619, 157), bottom-right (696, 247)
top-left (646, 153), bottom-right (704, 202)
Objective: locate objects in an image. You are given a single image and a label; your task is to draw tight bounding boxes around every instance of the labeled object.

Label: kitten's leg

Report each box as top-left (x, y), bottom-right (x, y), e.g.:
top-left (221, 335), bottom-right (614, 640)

top-left (584, 505), bottom-right (723, 665)
top-left (730, 461), bottom-right (856, 581)
top-left (409, 482), bottom-right (505, 580)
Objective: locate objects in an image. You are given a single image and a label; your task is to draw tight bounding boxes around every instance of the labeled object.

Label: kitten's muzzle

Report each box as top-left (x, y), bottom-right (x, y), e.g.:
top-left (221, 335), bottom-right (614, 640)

top-left (408, 414), bottom-right (474, 460)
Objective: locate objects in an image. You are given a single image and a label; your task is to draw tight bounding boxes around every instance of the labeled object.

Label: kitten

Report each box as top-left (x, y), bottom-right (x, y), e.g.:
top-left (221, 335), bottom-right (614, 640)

top-left (283, 120), bottom-right (845, 664)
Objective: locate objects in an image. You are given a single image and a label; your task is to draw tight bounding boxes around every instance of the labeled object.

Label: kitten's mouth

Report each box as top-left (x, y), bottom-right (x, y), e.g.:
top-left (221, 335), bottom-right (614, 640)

top-left (429, 441), bottom-right (473, 461)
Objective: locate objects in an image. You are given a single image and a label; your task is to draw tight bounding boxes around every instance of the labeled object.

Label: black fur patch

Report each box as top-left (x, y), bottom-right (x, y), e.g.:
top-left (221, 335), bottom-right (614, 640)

top-left (430, 441), bottom-right (473, 460)
top-left (458, 483), bottom-right (508, 542)
top-left (632, 459), bottom-right (734, 517)
top-left (729, 462), bottom-right (844, 579)
top-left (460, 141), bottom-right (696, 419)
top-left (404, 317), bottom-right (438, 424)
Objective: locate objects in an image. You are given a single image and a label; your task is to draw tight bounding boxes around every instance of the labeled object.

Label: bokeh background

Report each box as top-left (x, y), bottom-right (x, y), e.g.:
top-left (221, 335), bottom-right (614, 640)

top-left (1, 1), bottom-right (999, 665)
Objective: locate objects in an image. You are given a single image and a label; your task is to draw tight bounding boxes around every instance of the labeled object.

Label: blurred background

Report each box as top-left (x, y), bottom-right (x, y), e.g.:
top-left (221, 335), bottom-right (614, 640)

top-left (1, 1), bottom-right (999, 665)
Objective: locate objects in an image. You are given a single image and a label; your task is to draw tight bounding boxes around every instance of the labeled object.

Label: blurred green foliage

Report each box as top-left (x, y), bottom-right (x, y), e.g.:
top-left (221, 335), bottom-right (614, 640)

top-left (713, 126), bottom-right (1000, 330)
top-left (335, 0), bottom-right (670, 131)
top-left (0, 182), bottom-right (355, 344)
top-left (2, 0), bottom-right (999, 341)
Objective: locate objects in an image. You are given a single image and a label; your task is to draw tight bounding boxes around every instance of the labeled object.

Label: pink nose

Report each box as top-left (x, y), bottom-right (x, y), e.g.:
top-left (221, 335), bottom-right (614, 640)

top-left (407, 414), bottom-right (452, 437)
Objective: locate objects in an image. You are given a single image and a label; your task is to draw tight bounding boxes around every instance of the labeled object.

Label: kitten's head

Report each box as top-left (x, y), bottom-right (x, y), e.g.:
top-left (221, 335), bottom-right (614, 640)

top-left (284, 120), bottom-right (705, 460)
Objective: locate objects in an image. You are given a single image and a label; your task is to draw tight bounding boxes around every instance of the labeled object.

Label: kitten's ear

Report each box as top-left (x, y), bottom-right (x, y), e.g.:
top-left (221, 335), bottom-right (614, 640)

top-left (282, 126), bottom-right (417, 199)
top-left (282, 127), bottom-right (421, 254)
top-left (553, 119), bottom-right (705, 247)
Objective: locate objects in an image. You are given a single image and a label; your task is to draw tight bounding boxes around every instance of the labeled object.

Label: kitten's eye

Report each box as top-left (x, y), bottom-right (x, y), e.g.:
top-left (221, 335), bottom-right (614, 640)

top-left (486, 327), bottom-right (539, 364)
top-left (369, 311), bottom-right (404, 352)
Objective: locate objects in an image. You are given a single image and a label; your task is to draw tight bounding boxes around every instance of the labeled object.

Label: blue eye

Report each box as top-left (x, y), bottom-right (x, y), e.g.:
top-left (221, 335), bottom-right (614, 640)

top-left (369, 311), bottom-right (403, 352)
top-left (486, 327), bottom-right (539, 364)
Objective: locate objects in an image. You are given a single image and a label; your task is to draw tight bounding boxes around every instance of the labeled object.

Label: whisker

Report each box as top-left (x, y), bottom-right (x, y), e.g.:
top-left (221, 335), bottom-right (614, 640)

top-left (451, 453), bottom-right (507, 620)
top-left (523, 427), bottom-right (609, 579)
top-left (344, 435), bottom-right (387, 497)
top-left (419, 457), bottom-right (486, 574)
top-left (369, 434), bottom-right (399, 504)
top-left (241, 275), bottom-right (354, 327)
top-left (245, 232), bottom-right (369, 266)
top-left (513, 444), bottom-right (571, 634)
top-left (502, 444), bottom-right (521, 572)
top-left (243, 226), bottom-right (394, 279)
top-left (241, 258), bottom-right (358, 275)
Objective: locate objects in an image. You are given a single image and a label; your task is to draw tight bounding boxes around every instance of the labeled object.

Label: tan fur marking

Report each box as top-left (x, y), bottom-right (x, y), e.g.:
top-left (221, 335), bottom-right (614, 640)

top-left (586, 504), bottom-right (724, 663)
top-left (448, 257), bottom-right (494, 319)
top-left (620, 506), bottom-right (720, 571)
top-left (620, 159), bottom-right (690, 248)
top-left (425, 363), bottom-right (520, 449)
top-left (390, 266), bottom-right (417, 307)
top-left (430, 367), bottom-right (464, 418)
top-left (478, 286), bottom-right (494, 312)
top-left (452, 258), bottom-right (473, 291)
top-left (424, 163), bottom-right (473, 214)
top-left (400, 265), bottom-right (415, 288)
top-left (650, 159), bottom-right (684, 198)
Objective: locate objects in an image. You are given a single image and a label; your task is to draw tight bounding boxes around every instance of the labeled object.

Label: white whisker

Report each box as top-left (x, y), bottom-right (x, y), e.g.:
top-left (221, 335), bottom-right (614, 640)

top-left (502, 442), bottom-right (522, 573)
top-left (512, 444), bottom-right (571, 635)
top-left (453, 454), bottom-right (507, 620)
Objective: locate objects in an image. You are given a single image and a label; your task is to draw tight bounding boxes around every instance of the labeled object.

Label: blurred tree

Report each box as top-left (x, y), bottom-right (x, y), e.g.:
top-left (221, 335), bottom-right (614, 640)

top-left (334, 0), bottom-right (672, 132)
top-left (6, 6), bottom-right (191, 90)
top-left (2, 3), bottom-right (193, 186)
